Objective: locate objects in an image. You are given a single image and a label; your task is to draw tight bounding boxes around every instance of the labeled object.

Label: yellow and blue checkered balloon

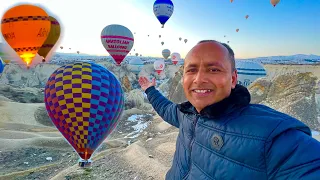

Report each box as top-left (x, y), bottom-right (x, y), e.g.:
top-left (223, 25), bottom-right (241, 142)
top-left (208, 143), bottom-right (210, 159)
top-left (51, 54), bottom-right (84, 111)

top-left (44, 62), bottom-right (124, 160)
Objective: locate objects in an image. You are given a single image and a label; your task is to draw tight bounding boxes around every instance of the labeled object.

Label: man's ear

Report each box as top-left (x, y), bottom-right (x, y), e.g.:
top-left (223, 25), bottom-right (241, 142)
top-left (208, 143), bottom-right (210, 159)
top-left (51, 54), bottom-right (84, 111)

top-left (231, 69), bottom-right (238, 89)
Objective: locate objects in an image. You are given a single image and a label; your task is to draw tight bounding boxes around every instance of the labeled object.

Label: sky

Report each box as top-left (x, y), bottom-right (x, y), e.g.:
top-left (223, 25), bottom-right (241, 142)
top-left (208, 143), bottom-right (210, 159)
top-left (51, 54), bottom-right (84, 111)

top-left (0, 0), bottom-right (319, 59)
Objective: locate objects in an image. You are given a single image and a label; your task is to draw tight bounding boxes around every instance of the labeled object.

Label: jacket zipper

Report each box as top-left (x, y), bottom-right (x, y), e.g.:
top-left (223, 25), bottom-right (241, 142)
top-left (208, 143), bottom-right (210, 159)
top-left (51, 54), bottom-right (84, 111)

top-left (182, 114), bottom-right (200, 180)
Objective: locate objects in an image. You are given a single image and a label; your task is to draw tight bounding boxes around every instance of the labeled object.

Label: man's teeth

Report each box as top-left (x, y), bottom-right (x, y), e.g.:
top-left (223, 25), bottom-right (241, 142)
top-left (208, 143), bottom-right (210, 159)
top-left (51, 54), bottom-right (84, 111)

top-left (193, 90), bottom-right (212, 93)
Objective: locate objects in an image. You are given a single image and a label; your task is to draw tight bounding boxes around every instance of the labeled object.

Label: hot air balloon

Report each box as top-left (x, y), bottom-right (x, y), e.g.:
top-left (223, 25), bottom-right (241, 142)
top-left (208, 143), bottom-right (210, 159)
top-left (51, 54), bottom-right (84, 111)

top-left (245, 15), bottom-right (249, 19)
top-left (44, 62), bottom-right (124, 167)
top-left (101, 24), bottom-right (134, 66)
top-left (154, 60), bottom-right (165, 75)
top-left (69, 48), bottom-right (71, 50)
top-left (140, 54), bottom-right (142, 57)
top-left (1, 4), bottom-right (51, 69)
top-left (148, 35), bottom-right (150, 37)
top-left (236, 29), bottom-right (239, 32)
top-left (38, 16), bottom-right (61, 63)
top-left (3, 59), bottom-right (10, 65)
top-left (135, 53), bottom-right (139, 56)
top-left (179, 37), bottom-right (182, 41)
top-left (184, 39), bottom-right (188, 43)
top-left (224, 35), bottom-right (226, 37)
top-left (230, 0), bottom-right (234, 2)
top-left (161, 42), bottom-right (164, 46)
top-left (60, 46), bottom-right (63, 49)
top-left (153, 0), bottom-right (174, 28)
top-left (159, 35), bottom-right (161, 38)
top-left (227, 41), bottom-right (230, 43)
top-left (236, 60), bottom-right (267, 87)
top-left (77, 51), bottom-right (80, 54)
top-left (128, 58), bottom-right (144, 75)
top-left (0, 47), bottom-right (11, 65)
top-left (171, 52), bottom-right (181, 65)
top-left (162, 49), bottom-right (171, 59)
top-left (270, 0), bottom-right (280, 7)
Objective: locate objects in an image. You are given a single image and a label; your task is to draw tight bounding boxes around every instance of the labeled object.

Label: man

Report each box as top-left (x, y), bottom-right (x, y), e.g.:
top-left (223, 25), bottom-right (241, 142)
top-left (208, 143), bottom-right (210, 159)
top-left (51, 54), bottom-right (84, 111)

top-left (138, 40), bottom-right (320, 179)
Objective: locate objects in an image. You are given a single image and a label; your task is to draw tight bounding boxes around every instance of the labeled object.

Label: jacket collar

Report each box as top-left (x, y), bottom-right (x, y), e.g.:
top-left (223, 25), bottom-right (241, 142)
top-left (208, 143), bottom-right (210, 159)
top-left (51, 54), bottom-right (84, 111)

top-left (177, 84), bottom-right (251, 118)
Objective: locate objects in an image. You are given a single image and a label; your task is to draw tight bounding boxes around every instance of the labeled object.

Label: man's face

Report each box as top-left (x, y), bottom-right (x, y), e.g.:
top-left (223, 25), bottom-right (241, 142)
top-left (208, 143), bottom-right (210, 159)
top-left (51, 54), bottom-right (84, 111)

top-left (182, 42), bottom-right (237, 113)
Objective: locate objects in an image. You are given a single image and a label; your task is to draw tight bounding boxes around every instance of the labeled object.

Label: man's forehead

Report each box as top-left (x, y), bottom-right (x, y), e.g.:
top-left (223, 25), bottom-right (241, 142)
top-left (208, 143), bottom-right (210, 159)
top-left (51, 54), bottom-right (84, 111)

top-left (186, 42), bottom-right (229, 60)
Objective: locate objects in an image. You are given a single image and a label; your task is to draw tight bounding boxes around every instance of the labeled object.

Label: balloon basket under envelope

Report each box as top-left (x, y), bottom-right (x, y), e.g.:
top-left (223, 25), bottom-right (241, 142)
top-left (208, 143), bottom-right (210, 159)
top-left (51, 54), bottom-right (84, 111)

top-left (78, 158), bottom-right (92, 168)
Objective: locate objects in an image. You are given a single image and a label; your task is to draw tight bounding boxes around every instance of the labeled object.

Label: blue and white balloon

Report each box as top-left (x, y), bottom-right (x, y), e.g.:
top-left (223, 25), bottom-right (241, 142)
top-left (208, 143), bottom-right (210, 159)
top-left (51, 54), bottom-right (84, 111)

top-left (236, 60), bottom-right (267, 87)
top-left (153, 0), bottom-right (174, 28)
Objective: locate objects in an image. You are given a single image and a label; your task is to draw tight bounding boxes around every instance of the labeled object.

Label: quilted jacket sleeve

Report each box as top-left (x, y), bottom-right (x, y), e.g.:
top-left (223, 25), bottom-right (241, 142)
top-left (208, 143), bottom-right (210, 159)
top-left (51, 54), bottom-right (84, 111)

top-left (145, 86), bottom-right (180, 128)
top-left (265, 120), bottom-right (320, 179)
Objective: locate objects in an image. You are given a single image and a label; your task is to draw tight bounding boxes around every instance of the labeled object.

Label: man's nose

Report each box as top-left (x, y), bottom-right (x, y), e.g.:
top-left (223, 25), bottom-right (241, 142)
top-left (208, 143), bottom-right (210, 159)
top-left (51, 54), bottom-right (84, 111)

top-left (194, 70), bottom-right (208, 84)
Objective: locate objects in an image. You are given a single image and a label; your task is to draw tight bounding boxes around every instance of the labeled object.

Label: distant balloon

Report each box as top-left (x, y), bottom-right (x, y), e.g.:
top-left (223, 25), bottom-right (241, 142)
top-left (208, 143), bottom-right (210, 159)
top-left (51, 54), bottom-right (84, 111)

top-left (162, 49), bottom-right (171, 59)
top-left (3, 59), bottom-right (10, 65)
top-left (270, 0), bottom-right (280, 7)
top-left (148, 35), bottom-right (150, 37)
top-left (1, 4), bottom-right (51, 68)
top-left (245, 15), bottom-right (249, 19)
top-left (154, 60), bottom-right (165, 75)
top-left (159, 35), bottom-right (161, 38)
top-left (227, 41), bottom-right (230, 43)
top-left (224, 35), bottom-right (226, 37)
top-left (184, 39), bottom-right (188, 43)
top-left (38, 16), bottom-right (61, 63)
top-left (236, 60), bottom-right (267, 87)
top-left (140, 54), bottom-right (142, 57)
top-left (60, 46), bottom-right (63, 49)
top-left (77, 51), bottom-right (80, 54)
top-left (179, 37), bottom-right (182, 41)
top-left (171, 52), bottom-right (180, 65)
top-left (153, 0), bottom-right (174, 28)
top-left (101, 24), bottom-right (134, 66)
top-left (69, 48), bottom-right (71, 50)
top-left (230, 0), bottom-right (234, 2)
top-left (135, 53), bottom-right (139, 56)
top-left (0, 48), bottom-right (11, 65)
top-left (128, 58), bottom-right (144, 75)
top-left (44, 62), bottom-right (124, 166)
top-left (161, 42), bottom-right (164, 46)
top-left (236, 29), bottom-right (239, 32)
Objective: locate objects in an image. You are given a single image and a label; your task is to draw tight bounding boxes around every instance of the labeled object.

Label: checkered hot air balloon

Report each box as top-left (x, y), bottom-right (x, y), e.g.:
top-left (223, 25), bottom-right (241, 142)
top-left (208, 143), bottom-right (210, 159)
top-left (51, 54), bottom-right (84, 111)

top-left (44, 62), bottom-right (124, 167)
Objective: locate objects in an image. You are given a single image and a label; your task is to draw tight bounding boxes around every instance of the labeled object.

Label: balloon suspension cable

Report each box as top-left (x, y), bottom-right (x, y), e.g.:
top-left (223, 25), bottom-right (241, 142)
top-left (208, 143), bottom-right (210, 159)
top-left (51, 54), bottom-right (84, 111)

top-left (78, 158), bottom-right (92, 168)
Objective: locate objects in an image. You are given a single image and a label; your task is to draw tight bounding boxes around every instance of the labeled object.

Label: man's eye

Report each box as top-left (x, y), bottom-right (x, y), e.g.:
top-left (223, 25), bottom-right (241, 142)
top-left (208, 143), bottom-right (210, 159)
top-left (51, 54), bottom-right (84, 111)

top-left (210, 68), bottom-right (220, 72)
top-left (186, 69), bottom-right (196, 72)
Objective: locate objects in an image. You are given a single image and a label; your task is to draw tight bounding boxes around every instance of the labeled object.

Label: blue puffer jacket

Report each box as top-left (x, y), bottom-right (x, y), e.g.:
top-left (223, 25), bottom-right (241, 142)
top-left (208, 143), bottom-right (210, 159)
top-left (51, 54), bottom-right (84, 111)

top-left (145, 84), bottom-right (320, 180)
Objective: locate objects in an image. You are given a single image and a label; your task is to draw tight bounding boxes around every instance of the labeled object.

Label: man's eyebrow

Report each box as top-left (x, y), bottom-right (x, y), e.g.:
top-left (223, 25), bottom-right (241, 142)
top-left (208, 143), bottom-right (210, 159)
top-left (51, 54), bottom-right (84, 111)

top-left (185, 62), bottom-right (224, 68)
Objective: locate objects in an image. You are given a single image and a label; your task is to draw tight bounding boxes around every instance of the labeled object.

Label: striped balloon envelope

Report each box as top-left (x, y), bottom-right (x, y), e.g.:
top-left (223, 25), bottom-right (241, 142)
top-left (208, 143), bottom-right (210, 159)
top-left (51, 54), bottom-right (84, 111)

top-left (101, 24), bottom-right (134, 66)
top-left (236, 60), bottom-right (267, 87)
top-left (38, 16), bottom-right (61, 62)
top-left (44, 62), bottom-right (124, 163)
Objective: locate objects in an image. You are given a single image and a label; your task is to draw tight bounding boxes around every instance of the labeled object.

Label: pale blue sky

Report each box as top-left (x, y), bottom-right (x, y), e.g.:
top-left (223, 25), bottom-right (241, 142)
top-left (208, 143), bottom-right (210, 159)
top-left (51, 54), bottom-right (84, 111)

top-left (1, 0), bottom-right (319, 58)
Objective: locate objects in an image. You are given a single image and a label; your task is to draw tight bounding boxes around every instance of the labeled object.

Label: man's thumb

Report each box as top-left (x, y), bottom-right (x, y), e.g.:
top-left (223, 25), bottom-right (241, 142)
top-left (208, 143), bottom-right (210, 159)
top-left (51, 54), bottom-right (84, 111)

top-left (152, 78), bottom-right (156, 84)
